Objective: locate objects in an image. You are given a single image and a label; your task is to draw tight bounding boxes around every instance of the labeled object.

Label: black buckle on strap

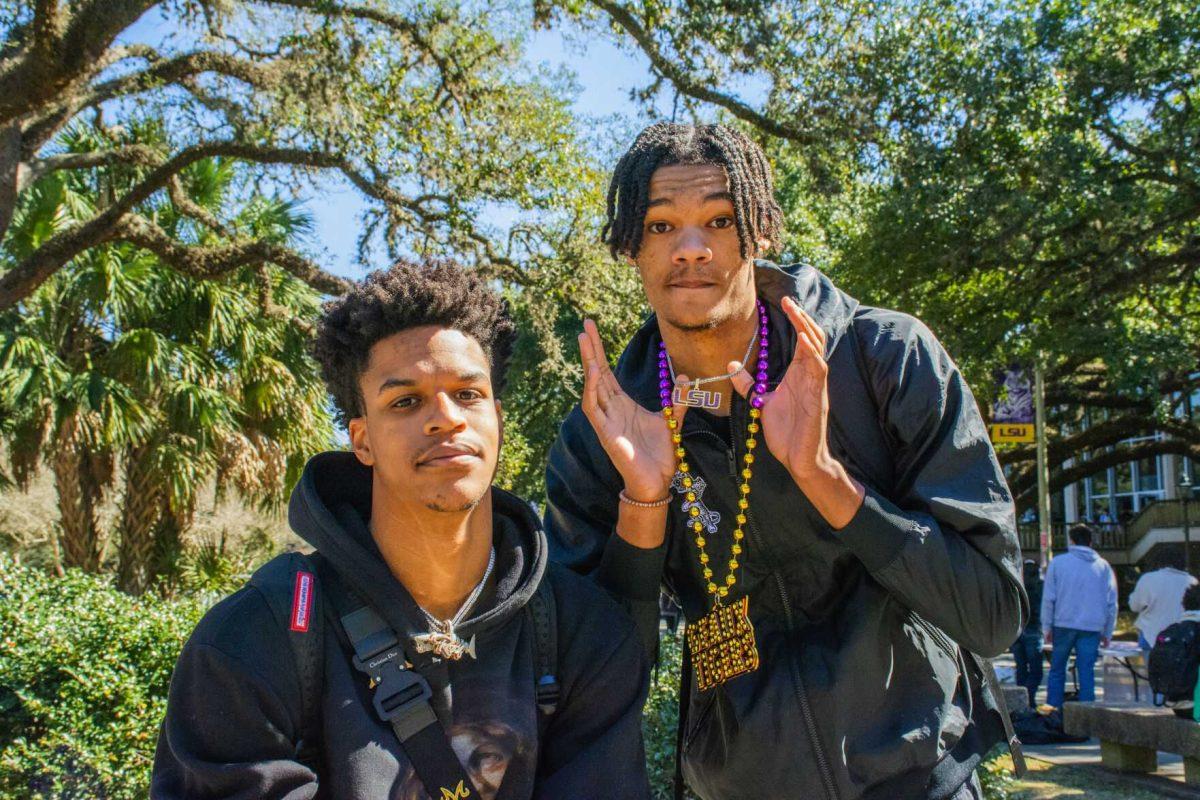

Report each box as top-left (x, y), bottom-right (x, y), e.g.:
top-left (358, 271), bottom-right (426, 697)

top-left (352, 648), bottom-right (434, 736)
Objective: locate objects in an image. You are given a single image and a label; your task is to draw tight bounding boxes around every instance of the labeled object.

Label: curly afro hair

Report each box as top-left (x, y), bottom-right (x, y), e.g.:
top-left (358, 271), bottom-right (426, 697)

top-left (312, 260), bottom-right (516, 424)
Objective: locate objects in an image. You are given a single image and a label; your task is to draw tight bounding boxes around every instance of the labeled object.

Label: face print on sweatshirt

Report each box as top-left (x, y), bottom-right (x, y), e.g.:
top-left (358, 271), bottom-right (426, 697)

top-left (395, 719), bottom-right (532, 800)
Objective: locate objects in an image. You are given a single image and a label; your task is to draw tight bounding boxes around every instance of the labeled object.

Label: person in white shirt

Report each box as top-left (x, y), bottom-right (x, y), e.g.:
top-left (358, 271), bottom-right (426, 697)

top-left (1130, 550), bottom-right (1196, 657)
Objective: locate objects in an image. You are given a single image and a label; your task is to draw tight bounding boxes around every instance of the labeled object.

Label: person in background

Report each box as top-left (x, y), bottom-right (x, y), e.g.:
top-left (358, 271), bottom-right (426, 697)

top-left (1153, 584), bottom-right (1200, 719)
top-left (1130, 550), bottom-right (1196, 662)
top-left (1042, 524), bottom-right (1119, 707)
top-left (1010, 560), bottom-right (1044, 706)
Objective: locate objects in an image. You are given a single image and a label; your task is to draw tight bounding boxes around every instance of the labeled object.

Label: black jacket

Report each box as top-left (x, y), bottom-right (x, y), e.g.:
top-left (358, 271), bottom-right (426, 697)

top-left (153, 451), bottom-right (651, 799)
top-left (1024, 578), bottom-right (1043, 634)
top-left (545, 262), bottom-right (1027, 800)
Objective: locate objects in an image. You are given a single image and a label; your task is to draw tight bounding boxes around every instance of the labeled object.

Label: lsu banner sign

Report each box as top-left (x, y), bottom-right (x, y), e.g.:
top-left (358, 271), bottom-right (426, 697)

top-left (990, 366), bottom-right (1035, 443)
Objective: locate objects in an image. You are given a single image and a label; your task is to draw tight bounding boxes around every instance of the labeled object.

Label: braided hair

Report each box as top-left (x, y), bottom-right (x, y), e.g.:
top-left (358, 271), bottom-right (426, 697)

top-left (602, 123), bottom-right (783, 261)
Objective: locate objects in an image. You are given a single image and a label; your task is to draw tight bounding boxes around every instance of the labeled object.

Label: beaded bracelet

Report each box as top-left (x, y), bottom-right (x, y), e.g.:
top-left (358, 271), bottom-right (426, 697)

top-left (619, 489), bottom-right (672, 509)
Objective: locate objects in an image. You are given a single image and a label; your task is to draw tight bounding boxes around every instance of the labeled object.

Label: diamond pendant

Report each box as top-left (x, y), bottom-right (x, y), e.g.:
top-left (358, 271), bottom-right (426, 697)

top-left (685, 596), bottom-right (760, 691)
top-left (672, 385), bottom-right (722, 409)
top-left (412, 631), bottom-right (477, 661)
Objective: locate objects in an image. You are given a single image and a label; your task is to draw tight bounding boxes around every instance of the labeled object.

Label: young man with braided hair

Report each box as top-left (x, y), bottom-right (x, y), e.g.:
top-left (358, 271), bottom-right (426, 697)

top-left (153, 260), bottom-right (651, 799)
top-left (545, 123), bottom-right (1028, 800)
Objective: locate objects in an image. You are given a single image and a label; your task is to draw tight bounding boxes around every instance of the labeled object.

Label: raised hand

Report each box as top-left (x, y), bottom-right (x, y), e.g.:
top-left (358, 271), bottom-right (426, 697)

top-left (730, 295), bottom-right (833, 480)
top-left (578, 319), bottom-right (682, 501)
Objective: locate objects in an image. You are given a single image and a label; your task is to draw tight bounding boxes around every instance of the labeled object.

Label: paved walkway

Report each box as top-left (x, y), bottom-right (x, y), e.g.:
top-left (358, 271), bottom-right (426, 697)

top-left (1024, 739), bottom-right (1184, 780)
top-left (996, 649), bottom-right (1197, 793)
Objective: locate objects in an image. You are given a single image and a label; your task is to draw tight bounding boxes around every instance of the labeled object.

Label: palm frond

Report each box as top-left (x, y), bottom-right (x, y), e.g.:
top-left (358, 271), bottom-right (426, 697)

top-left (238, 196), bottom-right (315, 242)
top-left (59, 371), bottom-right (156, 448)
top-left (0, 334), bottom-right (70, 403)
top-left (104, 328), bottom-right (179, 391)
top-left (162, 381), bottom-right (237, 445)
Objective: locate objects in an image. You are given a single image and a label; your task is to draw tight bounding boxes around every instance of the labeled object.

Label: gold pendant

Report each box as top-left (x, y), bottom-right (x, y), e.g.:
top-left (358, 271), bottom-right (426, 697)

top-left (685, 595), bottom-right (760, 691)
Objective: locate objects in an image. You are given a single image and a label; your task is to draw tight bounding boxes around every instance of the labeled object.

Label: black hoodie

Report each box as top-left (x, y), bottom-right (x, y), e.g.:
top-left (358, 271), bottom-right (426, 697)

top-left (152, 451), bottom-right (652, 799)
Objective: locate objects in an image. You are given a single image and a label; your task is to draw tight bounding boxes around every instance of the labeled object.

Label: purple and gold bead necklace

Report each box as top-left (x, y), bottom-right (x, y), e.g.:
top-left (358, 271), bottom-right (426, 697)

top-left (656, 299), bottom-right (770, 601)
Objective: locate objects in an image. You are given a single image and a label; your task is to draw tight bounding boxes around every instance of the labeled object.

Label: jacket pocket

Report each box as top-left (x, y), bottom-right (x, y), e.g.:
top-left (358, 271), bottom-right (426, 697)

top-left (909, 611), bottom-right (974, 759)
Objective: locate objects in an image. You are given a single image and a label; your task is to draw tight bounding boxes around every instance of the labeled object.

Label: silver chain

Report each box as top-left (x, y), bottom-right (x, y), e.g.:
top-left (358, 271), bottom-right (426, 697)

top-left (418, 547), bottom-right (496, 635)
top-left (666, 328), bottom-right (759, 388)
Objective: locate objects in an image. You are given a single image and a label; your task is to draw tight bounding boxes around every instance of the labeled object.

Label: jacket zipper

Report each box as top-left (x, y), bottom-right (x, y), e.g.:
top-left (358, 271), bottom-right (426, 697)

top-left (694, 409), bottom-right (840, 800)
top-left (911, 612), bottom-right (958, 661)
top-left (748, 516), bottom-right (840, 800)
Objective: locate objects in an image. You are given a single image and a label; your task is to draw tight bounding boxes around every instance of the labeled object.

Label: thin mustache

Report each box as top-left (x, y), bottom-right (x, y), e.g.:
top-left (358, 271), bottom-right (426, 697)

top-left (667, 272), bottom-right (716, 284)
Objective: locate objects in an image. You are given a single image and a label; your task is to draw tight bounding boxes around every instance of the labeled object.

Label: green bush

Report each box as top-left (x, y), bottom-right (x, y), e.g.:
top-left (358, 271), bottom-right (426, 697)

top-left (978, 746), bottom-right (1015, 799)
top-left (0, 555), bottom-right (208, 799)
top-left (643, 632), bottom-right (699, 799)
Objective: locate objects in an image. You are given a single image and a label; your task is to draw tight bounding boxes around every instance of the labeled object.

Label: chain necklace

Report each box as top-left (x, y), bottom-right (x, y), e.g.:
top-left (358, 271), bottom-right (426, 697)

top-left (412, 547), bottom-right (495, 661)
top-left (657, 299), bottom-right (769, 691)
top-left (666, 327), bottom-right (758, 410)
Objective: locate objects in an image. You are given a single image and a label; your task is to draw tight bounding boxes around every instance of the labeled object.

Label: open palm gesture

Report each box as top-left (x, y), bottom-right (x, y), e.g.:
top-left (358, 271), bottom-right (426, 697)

top-left (731, 296), bottom-right (832, 480)
top-left (578, 319), bottom-right (683, 501)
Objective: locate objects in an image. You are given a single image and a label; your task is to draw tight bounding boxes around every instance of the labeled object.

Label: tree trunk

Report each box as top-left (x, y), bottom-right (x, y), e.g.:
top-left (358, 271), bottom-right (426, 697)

top-left (151, 492), bottom-right (195, 589)
top-left (116, 443), bottom-right (164, 593)
top-left (51, 414), bottom-right (104, 571)
top-left (0, 121), bottom-right (25, 244)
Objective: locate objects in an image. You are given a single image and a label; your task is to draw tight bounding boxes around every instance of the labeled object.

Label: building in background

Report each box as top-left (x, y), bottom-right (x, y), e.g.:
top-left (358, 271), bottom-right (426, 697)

top-left (1020, 383), bottom-right (1199, 573)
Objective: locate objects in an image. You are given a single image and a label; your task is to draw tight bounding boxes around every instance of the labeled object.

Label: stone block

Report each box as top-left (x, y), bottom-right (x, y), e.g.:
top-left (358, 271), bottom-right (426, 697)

top-left (1100, 740), bottom-right (1157, 772)
top-left (1002, 684), bottom-right (1029, 714)
top-left (1185, 757), bottom-right (1200, 787)
top-left (1064, 702), bottom-right (1200, 759)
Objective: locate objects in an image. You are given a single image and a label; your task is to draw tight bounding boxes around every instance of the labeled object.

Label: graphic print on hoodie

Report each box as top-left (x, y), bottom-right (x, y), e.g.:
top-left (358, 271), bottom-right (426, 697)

top-left (152, 451), bottom-right (652, 800)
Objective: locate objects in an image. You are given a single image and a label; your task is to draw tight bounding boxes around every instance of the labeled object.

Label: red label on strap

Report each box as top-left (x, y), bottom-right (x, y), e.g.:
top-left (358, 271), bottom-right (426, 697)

top-left (290, 571), bottom-right (314, 633)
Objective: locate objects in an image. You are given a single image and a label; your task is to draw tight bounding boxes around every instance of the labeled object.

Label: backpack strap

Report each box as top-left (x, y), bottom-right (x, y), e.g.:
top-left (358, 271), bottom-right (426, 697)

top-left (248, 551), bottom-right (326, 771)
top-left (970, 653), bottom-right (1028, 776)
top-left (527, 575), bottom-right (560, 737)
top-left (311, 556), bottom-right (479, 800)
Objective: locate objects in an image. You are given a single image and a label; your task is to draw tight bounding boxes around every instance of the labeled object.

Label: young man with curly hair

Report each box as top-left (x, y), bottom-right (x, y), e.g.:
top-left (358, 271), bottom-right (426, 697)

top-left (153, 260), bottom-right (651, 799)
top-left (545, 123), bottom-right (1027, 800)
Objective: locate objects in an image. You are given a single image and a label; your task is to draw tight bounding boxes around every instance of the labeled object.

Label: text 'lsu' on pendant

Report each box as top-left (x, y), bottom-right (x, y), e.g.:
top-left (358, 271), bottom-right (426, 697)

top-left (685, 595), bottom-right (760, 691)
top-left (672, 385), bottom-right (721, 409)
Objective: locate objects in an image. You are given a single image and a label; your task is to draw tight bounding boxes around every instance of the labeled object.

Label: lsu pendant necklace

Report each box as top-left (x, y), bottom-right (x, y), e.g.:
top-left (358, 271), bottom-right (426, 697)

top-left (658, 299), bottom-right (768, 691)
top-left (412, 547), bottom-right (495, 661)
top-left (667, 327), bottom-right (758, 410)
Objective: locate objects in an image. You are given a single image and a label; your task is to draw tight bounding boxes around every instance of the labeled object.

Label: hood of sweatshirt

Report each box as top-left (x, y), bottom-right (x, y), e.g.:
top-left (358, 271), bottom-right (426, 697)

top-left (752, 259), bottom-right (859, 350)
top-left (287, 450), bottom-right (546, 645)
top-left (1067, 545), bottom-right (1100, 562)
